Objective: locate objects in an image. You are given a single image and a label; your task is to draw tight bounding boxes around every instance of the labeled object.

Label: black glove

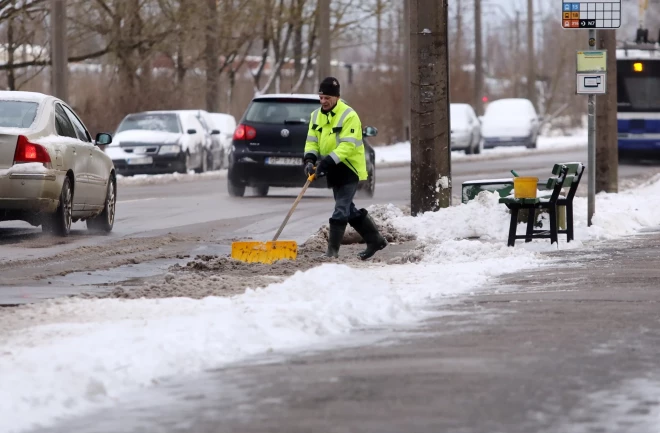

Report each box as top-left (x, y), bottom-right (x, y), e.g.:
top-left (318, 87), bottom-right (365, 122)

top-left (304, 160), bottom-right (315, 177)
top-left (314, 156), bottom-right (335, 178)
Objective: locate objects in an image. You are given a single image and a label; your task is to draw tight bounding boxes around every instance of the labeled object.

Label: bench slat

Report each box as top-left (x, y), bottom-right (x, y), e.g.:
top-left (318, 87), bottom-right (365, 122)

top-left (499, 197), bottom-right (542, 205)
top-left (552, 162), bottom-right (583, 176)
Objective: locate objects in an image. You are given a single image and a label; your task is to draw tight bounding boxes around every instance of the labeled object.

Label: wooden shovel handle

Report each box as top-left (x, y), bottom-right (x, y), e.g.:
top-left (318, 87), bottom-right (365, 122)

top-left (272, 173), bottom-right (316, 242)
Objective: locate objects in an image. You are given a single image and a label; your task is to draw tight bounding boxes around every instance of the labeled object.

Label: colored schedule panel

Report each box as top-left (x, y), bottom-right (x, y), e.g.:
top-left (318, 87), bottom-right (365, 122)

top-left (562, 1), bottom-right (621, 29)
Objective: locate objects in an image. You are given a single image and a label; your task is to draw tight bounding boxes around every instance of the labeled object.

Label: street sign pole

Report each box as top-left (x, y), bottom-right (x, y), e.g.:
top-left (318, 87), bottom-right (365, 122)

top-left (587, 29), bottom-right (596, 226)
top-left (563, 0), bottom-right (620, 227)
top-left (576, 38), bottom-right (606, 227)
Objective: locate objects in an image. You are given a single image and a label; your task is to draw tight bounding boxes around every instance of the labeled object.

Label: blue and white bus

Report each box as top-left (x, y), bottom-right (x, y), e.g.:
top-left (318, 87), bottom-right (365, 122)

top-left (617, 44), bottom-right (660, 159)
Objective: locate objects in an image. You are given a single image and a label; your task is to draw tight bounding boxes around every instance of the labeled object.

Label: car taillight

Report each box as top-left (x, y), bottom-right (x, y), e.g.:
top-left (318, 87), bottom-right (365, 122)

top-left (233, 124), bottom-right (256, 141)
top-left (13, 135), bottom-right (52, 165)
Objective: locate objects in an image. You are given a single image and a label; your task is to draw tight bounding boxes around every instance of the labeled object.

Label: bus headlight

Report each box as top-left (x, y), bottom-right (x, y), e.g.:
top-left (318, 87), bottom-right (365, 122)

top-left (634, 62), bottom-right (644, 72)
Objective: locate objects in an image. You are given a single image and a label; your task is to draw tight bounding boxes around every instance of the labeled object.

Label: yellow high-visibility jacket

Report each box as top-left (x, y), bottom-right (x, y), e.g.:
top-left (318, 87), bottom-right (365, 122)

top-left (304, 100), bottom-right (367, 181)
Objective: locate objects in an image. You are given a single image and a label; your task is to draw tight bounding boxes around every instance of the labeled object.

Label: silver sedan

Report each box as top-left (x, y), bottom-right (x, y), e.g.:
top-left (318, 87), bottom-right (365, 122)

top-left (0, 91), bottom-right (116, 236)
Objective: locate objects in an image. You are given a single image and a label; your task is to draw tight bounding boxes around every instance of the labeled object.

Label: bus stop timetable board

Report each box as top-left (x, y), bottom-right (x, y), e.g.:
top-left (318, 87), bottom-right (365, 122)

top-left (562, 1), bottom-right (621, 29)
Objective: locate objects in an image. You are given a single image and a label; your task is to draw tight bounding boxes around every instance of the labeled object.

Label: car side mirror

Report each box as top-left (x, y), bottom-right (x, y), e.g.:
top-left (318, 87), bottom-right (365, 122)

top-left (95, 132), bottom-right (112, 146)
top-left (187, 129), bottom-right (197, 134)
top-left (211, 129), bottom-right (221, 135)
top-left (363, 126), bottom-right (378, 137)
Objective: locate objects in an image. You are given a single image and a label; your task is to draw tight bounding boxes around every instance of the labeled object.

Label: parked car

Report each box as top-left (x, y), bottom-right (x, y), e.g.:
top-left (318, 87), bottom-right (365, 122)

top-left (0, 91), bottom-right (116, 236)
top-left (178, 109), bottom-right (224, 170)
top-left (105, 111), bottom-right (206, 175)
top-left (480, 98), bottom-right (541, 149)
top-left (450, 103), bottom-right (482, 154)
top-left (227, 94), bottom-right (377, 197)
top-left (209, 112), bottom-right (236, 168)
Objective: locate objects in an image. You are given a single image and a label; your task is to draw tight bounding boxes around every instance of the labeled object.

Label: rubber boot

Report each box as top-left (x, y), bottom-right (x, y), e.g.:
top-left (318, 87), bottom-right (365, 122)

top-left (323, 219), bottom-right (347, 258)
top-left (348, 209), bottom-right (388, 260)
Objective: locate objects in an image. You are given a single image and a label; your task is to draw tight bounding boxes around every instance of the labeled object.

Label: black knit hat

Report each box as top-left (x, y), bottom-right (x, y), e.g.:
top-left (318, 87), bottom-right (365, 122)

top-left (318, 76), bottom-right (340, 97)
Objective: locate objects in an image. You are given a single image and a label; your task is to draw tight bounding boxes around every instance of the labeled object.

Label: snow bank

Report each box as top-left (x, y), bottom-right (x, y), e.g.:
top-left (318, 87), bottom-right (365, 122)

top-left (0, 251), bottom-right (537, 433)
top-left (116, 169), bottom-right (227, 187)
top-left (375, 131), bottom-right (588, 165)
top-left (5, 170), bottom-right (660, 433)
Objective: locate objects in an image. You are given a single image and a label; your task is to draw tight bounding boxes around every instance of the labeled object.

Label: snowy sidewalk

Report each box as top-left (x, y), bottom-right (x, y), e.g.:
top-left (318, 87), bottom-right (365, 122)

top-left (35, 227), bottom-right (660, 433)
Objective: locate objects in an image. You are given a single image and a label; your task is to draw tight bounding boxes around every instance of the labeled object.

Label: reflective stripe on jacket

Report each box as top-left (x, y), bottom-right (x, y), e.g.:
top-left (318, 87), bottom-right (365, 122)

top-left (304, 100), bottom-right (368, 181)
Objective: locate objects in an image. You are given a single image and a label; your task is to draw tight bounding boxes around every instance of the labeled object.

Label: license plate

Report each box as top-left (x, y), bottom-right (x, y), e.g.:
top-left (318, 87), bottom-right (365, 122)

top-left (127, 156), bottom-right (153, 165)
top-left (265, 157), bottom-right (302, 166)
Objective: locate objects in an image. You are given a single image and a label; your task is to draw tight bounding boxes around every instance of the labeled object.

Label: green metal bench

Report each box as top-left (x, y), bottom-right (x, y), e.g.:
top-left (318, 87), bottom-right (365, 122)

top-left (499, 163), bottom-right (585, 246)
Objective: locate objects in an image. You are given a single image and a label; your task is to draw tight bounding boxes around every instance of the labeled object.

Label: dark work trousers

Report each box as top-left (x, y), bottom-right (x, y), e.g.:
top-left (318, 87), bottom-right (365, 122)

top-left (332, 182), bottom-right (362, 222)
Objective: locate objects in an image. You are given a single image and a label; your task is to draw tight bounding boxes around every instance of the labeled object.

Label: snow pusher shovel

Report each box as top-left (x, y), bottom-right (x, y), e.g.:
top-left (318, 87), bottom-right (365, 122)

top-left (231, 172), bottom-right (316, 264)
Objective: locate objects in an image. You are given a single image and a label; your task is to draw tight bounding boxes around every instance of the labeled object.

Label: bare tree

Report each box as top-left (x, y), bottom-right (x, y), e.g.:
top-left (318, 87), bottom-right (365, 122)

top-left (205, 0), bottom-right (219, 112)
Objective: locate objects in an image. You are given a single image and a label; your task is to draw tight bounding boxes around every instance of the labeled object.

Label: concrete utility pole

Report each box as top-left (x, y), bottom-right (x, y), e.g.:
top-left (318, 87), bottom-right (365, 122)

top-left (410, 0), bottom-right (451, 215)
top-left (474, 0), bottom-right (484, 115)
top-left (515, 10), bottom-right (521, 97)
top-left (402, 0), bottom-right (411, 141)
top-left (51, 0), bottom-right (68, 102)
top-left (526, 0), bottom-right (535, 110)
top-left (318, 0), bottom-right (331, 81)
top-left (596, 30), bottom-right (618, 193)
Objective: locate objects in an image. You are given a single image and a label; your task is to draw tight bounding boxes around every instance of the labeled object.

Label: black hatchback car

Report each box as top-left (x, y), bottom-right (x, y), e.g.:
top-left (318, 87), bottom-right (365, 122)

top-left (227, 94), bottom-right (377, 197)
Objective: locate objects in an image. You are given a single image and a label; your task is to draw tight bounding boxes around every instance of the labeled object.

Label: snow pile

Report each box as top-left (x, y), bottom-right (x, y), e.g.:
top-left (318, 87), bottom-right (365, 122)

top-left (111, 130), bottom-right (181, 146)
top-left (116, 169), bottom-right (227, 186)
top-left (392, 192), bottom-right (510, 243)
top-left (538, 132), bottom-right (587, 149)
top-left (0, 162), bottom-right (49, 176)
top-left (302, 203), bottom-right (414, 247)
top-left (374, 141), bottom-right (414, 165)
top-left (574, 174), bottom-right (660, 241)
top-left (35, 135), bottom-right (88, 146)
top-left (374, 132), bottom-right (587, 165)
top-left (6, 175), bottom-right (660, 432)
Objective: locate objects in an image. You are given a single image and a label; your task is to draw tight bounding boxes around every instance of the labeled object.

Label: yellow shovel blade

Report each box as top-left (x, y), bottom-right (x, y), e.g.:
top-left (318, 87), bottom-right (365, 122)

top-left (231, 240), bottom-right (298, 264)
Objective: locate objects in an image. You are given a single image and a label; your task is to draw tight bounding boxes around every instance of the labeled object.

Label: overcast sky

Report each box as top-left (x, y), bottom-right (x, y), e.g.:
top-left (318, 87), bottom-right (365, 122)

top-left (482, 0), bottom-right (639, 40)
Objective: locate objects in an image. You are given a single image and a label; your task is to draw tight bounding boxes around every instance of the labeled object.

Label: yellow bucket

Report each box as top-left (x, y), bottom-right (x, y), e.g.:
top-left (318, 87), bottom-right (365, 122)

top-left (513, 177), bottom-right (538, 198)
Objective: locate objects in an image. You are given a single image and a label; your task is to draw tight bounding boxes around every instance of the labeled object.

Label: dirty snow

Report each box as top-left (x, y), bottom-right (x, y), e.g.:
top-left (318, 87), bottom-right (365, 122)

top-left (5, 170), bottom-right (660, 433)
top-left (375, 131), bottom-right (588, 165)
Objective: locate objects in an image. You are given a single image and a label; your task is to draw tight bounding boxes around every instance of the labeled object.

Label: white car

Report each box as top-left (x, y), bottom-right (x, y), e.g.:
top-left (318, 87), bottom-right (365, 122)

top-left (209, 112), bottom-right (236, 168)
top-left (178, 110), bottom-right (224, 170)
top-left (481, 98), bottom-right (541, 149)
top-left (105, 111), bottom-right (206, 175)
top-left (450, 103), bottom-right (482, 154)
top-left (0, 91), bottom-right (116, 236)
